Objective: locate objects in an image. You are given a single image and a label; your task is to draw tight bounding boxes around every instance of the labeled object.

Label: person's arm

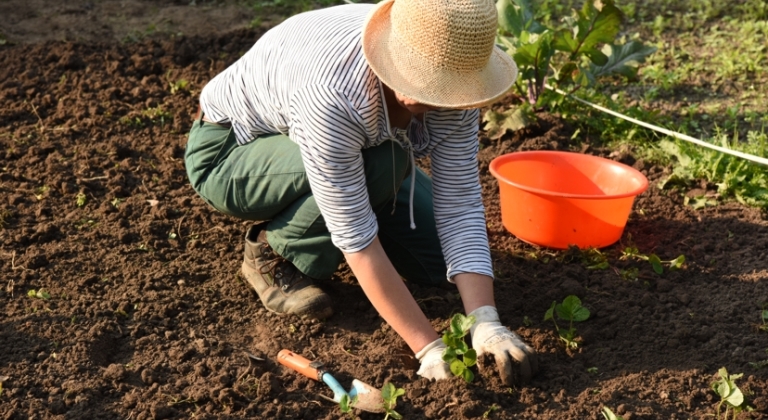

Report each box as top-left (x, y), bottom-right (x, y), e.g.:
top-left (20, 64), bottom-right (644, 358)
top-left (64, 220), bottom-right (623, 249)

top-left (343, 237), bottom-right (438, 353)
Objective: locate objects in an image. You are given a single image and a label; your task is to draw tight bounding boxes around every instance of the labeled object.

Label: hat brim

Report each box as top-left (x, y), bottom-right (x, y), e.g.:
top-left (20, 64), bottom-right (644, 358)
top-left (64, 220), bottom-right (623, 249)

top-left (361, 0), bottom-right (518, 109)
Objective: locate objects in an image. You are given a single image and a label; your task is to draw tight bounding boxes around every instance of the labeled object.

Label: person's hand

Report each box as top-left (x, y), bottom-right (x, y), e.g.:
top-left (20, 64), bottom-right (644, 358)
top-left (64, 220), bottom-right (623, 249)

top-left (469, 306), bottom-right (538, 386)
top-left (415, 338), bottom-right (452, 381)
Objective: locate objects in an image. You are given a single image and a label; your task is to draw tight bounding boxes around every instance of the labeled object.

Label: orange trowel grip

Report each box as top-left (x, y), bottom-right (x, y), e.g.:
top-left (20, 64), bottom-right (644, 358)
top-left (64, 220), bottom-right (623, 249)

top-left (277, 349), bottom-right (321, 381)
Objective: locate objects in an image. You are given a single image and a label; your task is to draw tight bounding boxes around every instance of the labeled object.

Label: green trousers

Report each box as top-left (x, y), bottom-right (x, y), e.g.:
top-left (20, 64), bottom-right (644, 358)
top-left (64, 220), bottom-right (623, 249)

top-left (184, 119), bottom-right (447, 286)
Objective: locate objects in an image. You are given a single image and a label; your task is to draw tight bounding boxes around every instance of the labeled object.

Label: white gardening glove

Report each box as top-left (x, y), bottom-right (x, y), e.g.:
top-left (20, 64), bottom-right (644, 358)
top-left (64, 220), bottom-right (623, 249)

top-left (415, 338), bottom-right (452, 381)
top-left (469, 305), bottom-right (538, 386)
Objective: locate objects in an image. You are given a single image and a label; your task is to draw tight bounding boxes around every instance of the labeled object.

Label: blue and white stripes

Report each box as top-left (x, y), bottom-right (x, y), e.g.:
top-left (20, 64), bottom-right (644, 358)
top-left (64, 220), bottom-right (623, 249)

top-left (199, 4), bottom-right (492, 280)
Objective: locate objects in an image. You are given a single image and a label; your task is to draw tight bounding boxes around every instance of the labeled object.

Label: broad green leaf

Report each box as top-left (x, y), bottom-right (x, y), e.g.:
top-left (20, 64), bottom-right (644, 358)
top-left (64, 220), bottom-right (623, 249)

top-left (725, 387), bottom-right (744, 407)
top-left (464, 349), bottom-right (477, 367)
top-left (558, 295), bottom-right (590, 322)
top-left (483, 108), bottom-right (531, 139)
top-left (583, 47), bottom-right (608, 66)
top-left (496, 0), bottom-right (545, 37)
top-left (461, 368), bottom-right (474, 383)
top-left (442, 347), bottom-right (458, 363)
top-left (449, 360), bottom-right (466, 376)
top-left (649, 254), bottom-right (664, 274)
top-left (455, 340), bottom-right (469, 355)
top-left (590, 41), bottom-right (657, 79)
top-left (450, 314), bottom-right (465, 336)
top-left (459, 315), bottom-right (476, 333)
top-left (762, 310), bottom-right (768, 322)
top-left (544, 301), bottom-right (556, 321)
top-left (573, 0), bottom-right (624, 53)
top-left (381, 383), bottom-right (395, 401)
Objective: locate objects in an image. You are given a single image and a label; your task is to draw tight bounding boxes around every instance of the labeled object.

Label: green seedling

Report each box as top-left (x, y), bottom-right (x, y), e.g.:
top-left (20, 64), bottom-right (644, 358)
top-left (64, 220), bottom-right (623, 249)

top-left (544, 295), bottom-right (590, 349)
top-left (27, 289), bottom-right (51, 300)
top-left (621, 246), bottom-right (685, 275)
top-left (76, 192), bottom-right (87, 207)
top-left (111, 197), bottom-right (122, 208)
top-left (711, 367), bottom-right (752, 419)
top-left (602, 406), bottom-right (625, 420)
top-left (441, 313), bottom-right (477, 382)
top-left (338, 394), bottom-right (358, 417)
top-left (758, 309), bottom-right (768, 332)
top-left (483, 404), bottom-right (500, 418)
top-left (381, 382), bottom-right (405, 420)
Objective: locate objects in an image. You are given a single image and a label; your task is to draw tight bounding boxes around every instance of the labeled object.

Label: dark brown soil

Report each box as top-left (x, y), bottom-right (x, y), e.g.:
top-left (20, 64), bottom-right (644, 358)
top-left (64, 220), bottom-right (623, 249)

top-left (2, 7), bottom-right (768, 420)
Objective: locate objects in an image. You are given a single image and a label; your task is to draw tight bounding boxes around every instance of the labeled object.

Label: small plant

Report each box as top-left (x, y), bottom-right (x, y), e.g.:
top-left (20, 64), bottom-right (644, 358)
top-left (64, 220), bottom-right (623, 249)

top-left (441, 313), bottom-right (478, 382)
top-left (381, 382), bottom-right (405, 420)
top-left (758, 308), bottom-right (768, 332)
top-left (711, 367), bottom-right (752, 419)
top-left (483, 404), bottom-right (500, 418)
top-left (620, 246), bottom-right (685, 275)
top-left (338, 394), bottom-right (357, 417)
top-left (111, 197), bottom-right (122, 208)
top-left (27, 289), bottom-right (51, 300)
top-left (76, 192), bottom-right (87, 207)
top-left (602, 406), bottom-right (625, 420)
top-left (544, 295), bottom-right (590, 349)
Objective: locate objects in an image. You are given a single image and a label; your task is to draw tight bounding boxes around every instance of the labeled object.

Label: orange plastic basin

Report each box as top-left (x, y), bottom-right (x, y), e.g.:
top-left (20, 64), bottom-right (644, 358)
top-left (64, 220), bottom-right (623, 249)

top-left (489, 151), bottom-right (648, 249)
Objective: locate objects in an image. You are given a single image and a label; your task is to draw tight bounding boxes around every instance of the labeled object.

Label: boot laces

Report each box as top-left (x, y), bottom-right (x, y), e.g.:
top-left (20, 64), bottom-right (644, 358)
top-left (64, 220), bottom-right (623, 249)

top-left (257, 244), bottom-right (301, 291)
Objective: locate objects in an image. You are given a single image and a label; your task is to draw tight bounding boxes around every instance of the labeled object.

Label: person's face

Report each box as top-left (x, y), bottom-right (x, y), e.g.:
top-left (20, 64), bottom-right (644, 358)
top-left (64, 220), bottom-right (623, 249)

top-left (394, 91), bottom-right (442, 114)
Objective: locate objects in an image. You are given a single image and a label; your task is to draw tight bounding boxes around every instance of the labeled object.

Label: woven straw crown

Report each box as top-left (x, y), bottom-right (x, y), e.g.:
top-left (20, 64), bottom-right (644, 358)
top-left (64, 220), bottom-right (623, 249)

top-left (362, 0), bottom-right (518, 109)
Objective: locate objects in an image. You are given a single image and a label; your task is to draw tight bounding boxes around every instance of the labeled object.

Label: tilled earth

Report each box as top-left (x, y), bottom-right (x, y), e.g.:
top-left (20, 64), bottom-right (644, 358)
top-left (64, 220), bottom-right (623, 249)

top-left (2, 17), bottom-right (768, 420)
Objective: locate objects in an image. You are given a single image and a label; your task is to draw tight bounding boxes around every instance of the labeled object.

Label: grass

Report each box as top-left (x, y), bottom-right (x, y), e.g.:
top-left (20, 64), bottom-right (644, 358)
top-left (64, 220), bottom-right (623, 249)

top-left (532, 0), bottom-right (768, 208)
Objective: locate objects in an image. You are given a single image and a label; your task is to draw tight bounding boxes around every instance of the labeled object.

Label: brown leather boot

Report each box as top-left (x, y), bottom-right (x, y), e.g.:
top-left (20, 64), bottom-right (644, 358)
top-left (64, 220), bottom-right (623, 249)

top-left (241, 223), bottom-right (333, 319)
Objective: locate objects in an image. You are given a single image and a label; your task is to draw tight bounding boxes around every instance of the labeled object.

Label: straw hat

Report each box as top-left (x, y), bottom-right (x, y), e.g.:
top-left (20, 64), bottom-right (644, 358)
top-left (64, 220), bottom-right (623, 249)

top-left (362, 0), bottom-right (518, 109)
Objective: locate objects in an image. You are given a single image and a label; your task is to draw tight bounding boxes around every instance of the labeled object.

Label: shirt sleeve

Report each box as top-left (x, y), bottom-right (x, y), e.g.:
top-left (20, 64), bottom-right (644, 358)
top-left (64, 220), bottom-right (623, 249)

top-left (429, 109), bottom-right (494, 281)
top-left (288, 84), bottom-right (379, 253)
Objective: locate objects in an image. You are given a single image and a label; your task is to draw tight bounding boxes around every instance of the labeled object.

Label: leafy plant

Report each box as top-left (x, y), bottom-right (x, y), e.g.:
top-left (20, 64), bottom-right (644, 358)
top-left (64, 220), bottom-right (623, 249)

top-left (485, 0), bottom-right (656, 138)
top-left (381, 382), bottom-right (405, 420)
top-left (441, 313), bottom-right (478, 382)
top-left (27, 289), bottom-right (51, 300)
top-left (544, 295), bottom-right (590, 349)
top-left (602, 406), bottom-right (625, 420)
top-left (711, 367), bottom-right (752, 419)
top-left (620, 246), bottom-right (685, 275)
top-left (658, 131), bottom-right (768, 209)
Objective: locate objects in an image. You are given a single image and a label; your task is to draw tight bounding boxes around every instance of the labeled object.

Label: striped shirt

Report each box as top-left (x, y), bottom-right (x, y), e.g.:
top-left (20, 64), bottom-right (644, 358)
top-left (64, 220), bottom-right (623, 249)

top-left (200, 4), bottom-right (492, 280)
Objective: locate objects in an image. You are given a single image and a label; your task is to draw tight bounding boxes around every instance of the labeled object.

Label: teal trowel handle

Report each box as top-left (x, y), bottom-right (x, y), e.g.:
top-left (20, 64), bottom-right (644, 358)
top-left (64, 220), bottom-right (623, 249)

top-left (319, 372), bottom-right (350, 402)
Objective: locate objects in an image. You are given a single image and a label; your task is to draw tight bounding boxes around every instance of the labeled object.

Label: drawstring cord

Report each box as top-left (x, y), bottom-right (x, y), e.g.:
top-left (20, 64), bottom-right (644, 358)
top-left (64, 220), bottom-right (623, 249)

top-left (390, 132), bottom-right (417, 230)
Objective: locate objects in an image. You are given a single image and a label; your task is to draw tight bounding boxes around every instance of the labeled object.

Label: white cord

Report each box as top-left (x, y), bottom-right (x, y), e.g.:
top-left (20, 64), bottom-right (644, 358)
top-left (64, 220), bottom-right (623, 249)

top-left (546, 85), bottom-right (768, 167)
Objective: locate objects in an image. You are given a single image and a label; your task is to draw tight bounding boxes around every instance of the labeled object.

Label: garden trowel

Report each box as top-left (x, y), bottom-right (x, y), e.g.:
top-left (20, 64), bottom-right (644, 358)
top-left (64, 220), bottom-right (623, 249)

top-left (277, 349), bottom-right (384, 413)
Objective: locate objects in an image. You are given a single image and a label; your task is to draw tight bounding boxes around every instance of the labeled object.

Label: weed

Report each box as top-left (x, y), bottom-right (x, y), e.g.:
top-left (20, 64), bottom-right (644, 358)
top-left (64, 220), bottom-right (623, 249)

top-left (441, 313), bottom-right (478, 382)
top-left (76, 192), bottom-right (87, 207)
top-left (587, 367), bottom-right (598, 374)
top-left (27, 289), bottom-right (51, 300)
top-left (381, 382), bottom-right (405, 420)
top-left (544, 295), bottom-right (590, 349)
top-left (0, 208), bottom-right (13, 228)
top-left (620, 246), bottom-right (685, 274)
top-left (142, 106), bottom-right (172, 127)
top-left (168, 78), bottom-right (189, 95)
top-left (111, 197), bottom-right (122, 208)
top-left (602, 406), bottom-right (625, 420)
top-left (711, 367), bottom-right (753, 419)
top-left (748, 349), bottom-right (768, 369)
top-left (760, 309), bottom-right (768, 332)
top-left (483, 404), bottom-right (500, 418)
top-left (34, 185), bottom-right (49, 200)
